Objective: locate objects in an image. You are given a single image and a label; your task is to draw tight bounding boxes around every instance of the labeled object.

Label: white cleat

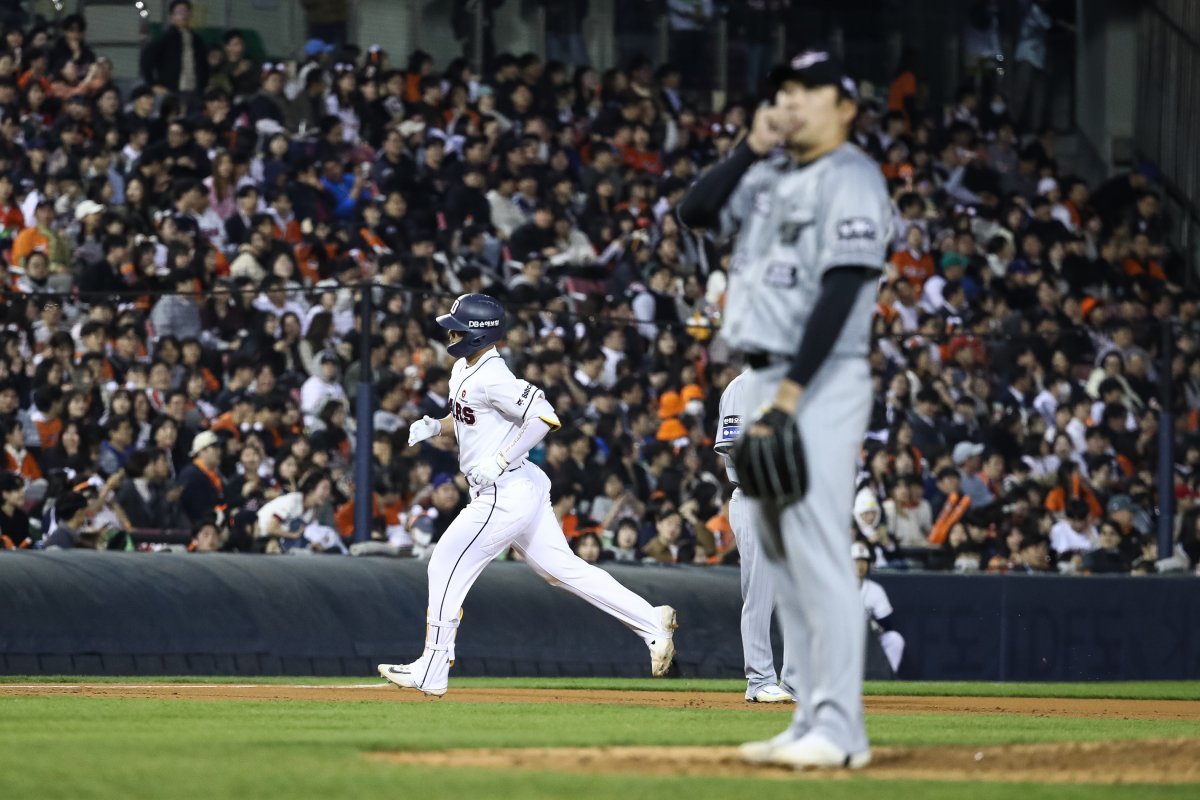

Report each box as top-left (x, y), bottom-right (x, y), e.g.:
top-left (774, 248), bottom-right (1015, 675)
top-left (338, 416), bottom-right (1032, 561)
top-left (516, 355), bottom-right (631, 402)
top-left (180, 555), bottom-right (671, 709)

top-left (745, 685), bottom-right (794, 703)
top-left (739, 728), bottom-right (803, 764)
top-left (377, 659), bottom-right (447, 697)
top-left (752, 730), bottom-right (871, 770)
top-left (649, 605), bottom-right (678, 677)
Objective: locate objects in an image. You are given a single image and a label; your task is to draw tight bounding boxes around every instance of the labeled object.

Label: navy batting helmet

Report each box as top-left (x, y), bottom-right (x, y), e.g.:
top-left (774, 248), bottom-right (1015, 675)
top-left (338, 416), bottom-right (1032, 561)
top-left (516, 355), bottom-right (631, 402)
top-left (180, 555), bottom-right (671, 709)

top-left (436, 293), bottom-right (506, 358)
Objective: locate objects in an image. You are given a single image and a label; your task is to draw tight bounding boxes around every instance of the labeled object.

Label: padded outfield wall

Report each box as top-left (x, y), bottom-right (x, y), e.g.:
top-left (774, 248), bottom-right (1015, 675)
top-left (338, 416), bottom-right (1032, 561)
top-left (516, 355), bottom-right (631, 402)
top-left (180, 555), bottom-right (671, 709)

top-left (1, 553), bottom-right (1198, 680)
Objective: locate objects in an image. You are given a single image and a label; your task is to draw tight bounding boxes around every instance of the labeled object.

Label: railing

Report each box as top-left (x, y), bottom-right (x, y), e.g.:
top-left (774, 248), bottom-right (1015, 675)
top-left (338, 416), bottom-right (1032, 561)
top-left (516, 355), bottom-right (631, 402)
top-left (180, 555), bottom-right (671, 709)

top-left (1135, 0), bottom-right (1200, 289)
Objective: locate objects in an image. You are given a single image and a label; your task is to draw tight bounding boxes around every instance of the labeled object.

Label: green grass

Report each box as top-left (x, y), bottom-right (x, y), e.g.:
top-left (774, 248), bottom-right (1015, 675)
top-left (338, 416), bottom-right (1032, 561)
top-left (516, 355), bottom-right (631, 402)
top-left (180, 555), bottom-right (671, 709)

top-left (5, 675), bottom-right (1200, 700)
top-left (1, 679), bottom-right (1198, 799)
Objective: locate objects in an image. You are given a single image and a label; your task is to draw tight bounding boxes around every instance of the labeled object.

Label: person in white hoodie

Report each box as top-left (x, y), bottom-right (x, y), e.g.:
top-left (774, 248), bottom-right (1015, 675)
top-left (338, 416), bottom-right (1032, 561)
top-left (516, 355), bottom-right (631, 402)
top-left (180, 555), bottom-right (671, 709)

top-left (300, 350), bottom-right (347, 429)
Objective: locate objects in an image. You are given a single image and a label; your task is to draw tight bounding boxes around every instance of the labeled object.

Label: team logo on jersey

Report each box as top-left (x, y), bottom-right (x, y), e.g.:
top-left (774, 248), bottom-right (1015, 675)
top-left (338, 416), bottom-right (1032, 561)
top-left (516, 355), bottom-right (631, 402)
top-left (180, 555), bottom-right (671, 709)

top-left (515, 383), bottom-right (533, 407)
top-left (836, 217), bottom-right (877, 241)
top-left (460, 389), bottom-right (467, 400)
top-left (764, 262), bottom-right (798, 288)
top-left (451, 400), bottom-right (476, 425)
top-left (721, 414), bottom-right (741, 441)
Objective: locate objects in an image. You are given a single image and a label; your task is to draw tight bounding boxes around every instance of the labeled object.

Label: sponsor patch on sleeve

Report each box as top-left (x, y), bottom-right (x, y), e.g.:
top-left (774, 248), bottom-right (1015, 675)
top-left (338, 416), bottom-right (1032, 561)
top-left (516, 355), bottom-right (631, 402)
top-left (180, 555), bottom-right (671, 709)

top-left (720, 414), bottom-right (741, 441)
top-left (836, 217), bottom-right (878, 241)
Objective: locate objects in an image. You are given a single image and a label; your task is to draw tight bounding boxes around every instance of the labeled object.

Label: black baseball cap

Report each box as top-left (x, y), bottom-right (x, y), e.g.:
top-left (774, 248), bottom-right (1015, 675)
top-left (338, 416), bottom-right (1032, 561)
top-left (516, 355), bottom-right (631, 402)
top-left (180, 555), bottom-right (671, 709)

top-left (768, 50), bottom-right (859, 102)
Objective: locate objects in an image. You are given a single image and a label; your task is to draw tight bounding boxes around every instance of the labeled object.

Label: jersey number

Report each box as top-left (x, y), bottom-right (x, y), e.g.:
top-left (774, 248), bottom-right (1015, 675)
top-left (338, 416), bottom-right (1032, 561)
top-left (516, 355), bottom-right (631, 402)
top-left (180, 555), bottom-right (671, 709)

top-left (452, 400), bottom-right (476, 425)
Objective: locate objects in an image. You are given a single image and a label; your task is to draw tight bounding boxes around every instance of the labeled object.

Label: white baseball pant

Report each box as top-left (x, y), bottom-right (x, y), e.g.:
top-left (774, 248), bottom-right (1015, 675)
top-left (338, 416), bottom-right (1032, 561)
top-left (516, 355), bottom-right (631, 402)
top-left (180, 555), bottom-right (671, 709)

top-left (419, 461), bottom-right (664, 689)
top-left (729, 487), bottom-right (797, 696)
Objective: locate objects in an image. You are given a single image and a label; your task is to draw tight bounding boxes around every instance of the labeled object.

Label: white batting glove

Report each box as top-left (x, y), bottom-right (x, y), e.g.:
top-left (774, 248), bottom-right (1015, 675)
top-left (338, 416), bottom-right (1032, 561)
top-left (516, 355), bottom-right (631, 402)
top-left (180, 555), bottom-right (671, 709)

top-left (407, 416), bottom-right (442, 447)
top-left (466, 454), bottom-right (508, 488)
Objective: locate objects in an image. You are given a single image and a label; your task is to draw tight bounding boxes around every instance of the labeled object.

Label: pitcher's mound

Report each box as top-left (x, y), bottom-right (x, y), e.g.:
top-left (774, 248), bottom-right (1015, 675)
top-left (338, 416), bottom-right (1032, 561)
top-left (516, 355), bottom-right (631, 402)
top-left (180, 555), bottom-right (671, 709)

top-left (369, 737), bottom-right (1200, 784)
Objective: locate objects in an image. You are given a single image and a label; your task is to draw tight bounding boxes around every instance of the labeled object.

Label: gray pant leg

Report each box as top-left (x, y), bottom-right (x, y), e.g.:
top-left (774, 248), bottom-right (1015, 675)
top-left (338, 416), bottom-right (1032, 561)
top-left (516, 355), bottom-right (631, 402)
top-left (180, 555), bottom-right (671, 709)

top-left (730, 488), bottom-right (779, 693)
top-left (743, 359), bottom-right (873, 755)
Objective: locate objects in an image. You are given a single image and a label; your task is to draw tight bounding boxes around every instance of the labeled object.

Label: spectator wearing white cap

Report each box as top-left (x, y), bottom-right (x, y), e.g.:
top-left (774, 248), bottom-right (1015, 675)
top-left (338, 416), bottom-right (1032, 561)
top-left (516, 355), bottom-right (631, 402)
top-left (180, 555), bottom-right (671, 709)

top-left (176, 430), bottom-right (227, 526)
top-left (954, 442), bottom-right (994, 508)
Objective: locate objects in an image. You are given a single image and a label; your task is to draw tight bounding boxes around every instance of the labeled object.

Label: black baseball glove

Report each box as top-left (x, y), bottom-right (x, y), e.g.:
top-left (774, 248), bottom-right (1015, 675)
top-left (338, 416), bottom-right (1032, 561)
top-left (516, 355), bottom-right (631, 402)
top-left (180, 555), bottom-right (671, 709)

top-left (732, 408), bottom-right (808, 502)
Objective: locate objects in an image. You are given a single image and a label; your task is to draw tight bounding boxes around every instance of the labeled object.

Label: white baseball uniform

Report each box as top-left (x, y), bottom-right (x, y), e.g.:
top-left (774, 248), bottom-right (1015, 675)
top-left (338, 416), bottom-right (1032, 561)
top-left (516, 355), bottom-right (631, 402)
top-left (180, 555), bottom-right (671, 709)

top-left (716, 370), bottom-right (796, 697)
top-left (860, 577), bottom-right (904, 674)
top-left (415, 351), bottom-right (668, 693)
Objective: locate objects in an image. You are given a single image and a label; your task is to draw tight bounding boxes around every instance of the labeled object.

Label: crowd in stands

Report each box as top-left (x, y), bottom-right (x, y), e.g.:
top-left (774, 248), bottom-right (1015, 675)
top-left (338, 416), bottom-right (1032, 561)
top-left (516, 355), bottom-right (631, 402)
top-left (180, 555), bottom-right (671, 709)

top-left (0, 1), bottom-right (1198, 577)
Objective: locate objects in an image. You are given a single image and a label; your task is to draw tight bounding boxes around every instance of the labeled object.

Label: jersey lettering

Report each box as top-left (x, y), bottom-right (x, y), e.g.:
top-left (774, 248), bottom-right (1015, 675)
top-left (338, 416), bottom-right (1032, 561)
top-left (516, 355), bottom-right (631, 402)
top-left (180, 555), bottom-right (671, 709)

top-left (452, 400), bottom-right (476, 425)
top-left (764, 262), bottom-right (798, 288)
top-left (515, 383), bottom-right (533, 407)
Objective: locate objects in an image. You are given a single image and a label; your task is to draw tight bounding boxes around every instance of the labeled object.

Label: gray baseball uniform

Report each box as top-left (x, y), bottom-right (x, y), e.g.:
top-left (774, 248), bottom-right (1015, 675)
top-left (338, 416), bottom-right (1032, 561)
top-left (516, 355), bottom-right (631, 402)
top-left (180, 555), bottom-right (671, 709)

top-left (719, 142), bottom-right (891, 756)
top-left (715, 370), bottom-right (796, 697)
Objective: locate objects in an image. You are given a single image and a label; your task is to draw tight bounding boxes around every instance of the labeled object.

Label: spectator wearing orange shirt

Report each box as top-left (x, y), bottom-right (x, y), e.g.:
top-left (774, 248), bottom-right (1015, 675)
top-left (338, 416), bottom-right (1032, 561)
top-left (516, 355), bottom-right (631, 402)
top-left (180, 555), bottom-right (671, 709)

top-left (2, 419), bottom-right (41, 484)
top-left (887, 48), bottom-right (919, 126)
top-left (621, 125), bottom-right (663, 176)
top-left (17, 46), bottom-right (51, 94)
top-left (11, 200), bottom-right (70, 268)
top-left (1044, 461), bottom-right (1103, 521)
top-left (1122, 232), bottom-right (1168, 282)
top-left (889, 224), bottom-right (936, 290)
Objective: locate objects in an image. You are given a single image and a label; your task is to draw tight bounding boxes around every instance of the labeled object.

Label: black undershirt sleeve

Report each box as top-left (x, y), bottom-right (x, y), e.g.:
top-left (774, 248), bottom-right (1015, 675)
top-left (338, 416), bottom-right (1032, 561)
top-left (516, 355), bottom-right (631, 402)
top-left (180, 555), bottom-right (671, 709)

top-left (676, 141), bottom-right (761, 230)
top-left (786, 265), bottom-right (881, 388)
top-left (875, 612), bottom-right (896, 632)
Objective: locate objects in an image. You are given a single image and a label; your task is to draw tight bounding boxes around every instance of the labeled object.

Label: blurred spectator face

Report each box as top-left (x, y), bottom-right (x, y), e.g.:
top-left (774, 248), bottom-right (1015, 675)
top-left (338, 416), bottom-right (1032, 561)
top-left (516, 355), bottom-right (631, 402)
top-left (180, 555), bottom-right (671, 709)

top-left (1136, 194), bottom-right (1158, 218)
top-left (573, 533), bottom-right (602, 564)
top-left (197, 440), bottom-right (221, 469)
top-left (25, 252), bottom-right (49, 281)
top-left (937, 471), bottom-right (961, 495)
top-left (383, 191), bottom-right (407, 217)
top-left (432, 482), bottom-right (460, 511)
top-left (194, 523), bottom-right (222, 552)
top-left (1020, 538), bottom-right (1049, 570)
top-left (1097, 524), bottom-right (1121, 551)
top-left (656, 511), bottom-right (682, 542)
top-left (948, 523), bottom-right (968, 549)
top-left (224, 33), bottom-right (244, 62)
top-left (167, 122), bottom-right (189, 149)
top-left (614, 524), bottom-right (638, 550)
top-left (171, 1), bottom-right (193, 30)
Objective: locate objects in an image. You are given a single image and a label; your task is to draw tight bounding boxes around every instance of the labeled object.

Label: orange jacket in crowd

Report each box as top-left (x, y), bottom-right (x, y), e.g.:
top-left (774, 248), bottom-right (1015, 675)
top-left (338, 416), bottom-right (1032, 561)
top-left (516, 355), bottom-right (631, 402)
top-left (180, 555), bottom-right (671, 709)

top-left (1045, 474), bottom-right (1103, 520)
top-left (4, 446), bottom-right (43, 483)
top-left (928, 492), bottom-right (970, 546)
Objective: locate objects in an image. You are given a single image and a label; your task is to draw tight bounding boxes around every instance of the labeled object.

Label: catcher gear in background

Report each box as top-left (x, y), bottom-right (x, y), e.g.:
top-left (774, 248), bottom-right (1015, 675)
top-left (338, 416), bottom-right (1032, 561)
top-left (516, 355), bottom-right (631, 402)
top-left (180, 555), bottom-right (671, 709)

top-left (436, 293), bottom-right (506, 358)
top-left (732, 408), bottom-right (808, 502)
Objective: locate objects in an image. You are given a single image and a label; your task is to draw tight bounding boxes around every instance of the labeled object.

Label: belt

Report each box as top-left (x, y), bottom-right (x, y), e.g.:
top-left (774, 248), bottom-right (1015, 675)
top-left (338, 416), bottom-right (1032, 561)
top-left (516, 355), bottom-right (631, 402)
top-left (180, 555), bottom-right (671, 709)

top-left (745, 352), bottom-right (789, 370)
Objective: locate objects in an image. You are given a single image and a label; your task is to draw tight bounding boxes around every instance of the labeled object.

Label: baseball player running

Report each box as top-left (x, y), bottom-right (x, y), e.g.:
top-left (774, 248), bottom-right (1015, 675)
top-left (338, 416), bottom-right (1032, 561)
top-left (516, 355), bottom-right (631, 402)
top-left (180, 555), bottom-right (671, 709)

top-left (378, 293), bottom-right (677, 696)
top-left (715, 369), bottom-right (795, 703)
top-left (680, 50), bottom-right (890, 769)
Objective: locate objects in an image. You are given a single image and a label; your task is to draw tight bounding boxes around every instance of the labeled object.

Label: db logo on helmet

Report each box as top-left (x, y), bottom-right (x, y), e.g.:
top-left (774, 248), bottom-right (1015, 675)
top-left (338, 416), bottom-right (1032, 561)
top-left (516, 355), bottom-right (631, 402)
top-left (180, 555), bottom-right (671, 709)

top-left (468, 320), bottom-right (500, 328)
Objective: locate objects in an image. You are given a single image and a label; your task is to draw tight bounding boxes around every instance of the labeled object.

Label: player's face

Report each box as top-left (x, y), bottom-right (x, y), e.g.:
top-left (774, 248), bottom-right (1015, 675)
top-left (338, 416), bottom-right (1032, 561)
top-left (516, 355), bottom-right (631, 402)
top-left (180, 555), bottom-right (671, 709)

top-left (776, 82), bottom-right (854, 150)
top-left (447, 329), bottom-right (465, 349)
